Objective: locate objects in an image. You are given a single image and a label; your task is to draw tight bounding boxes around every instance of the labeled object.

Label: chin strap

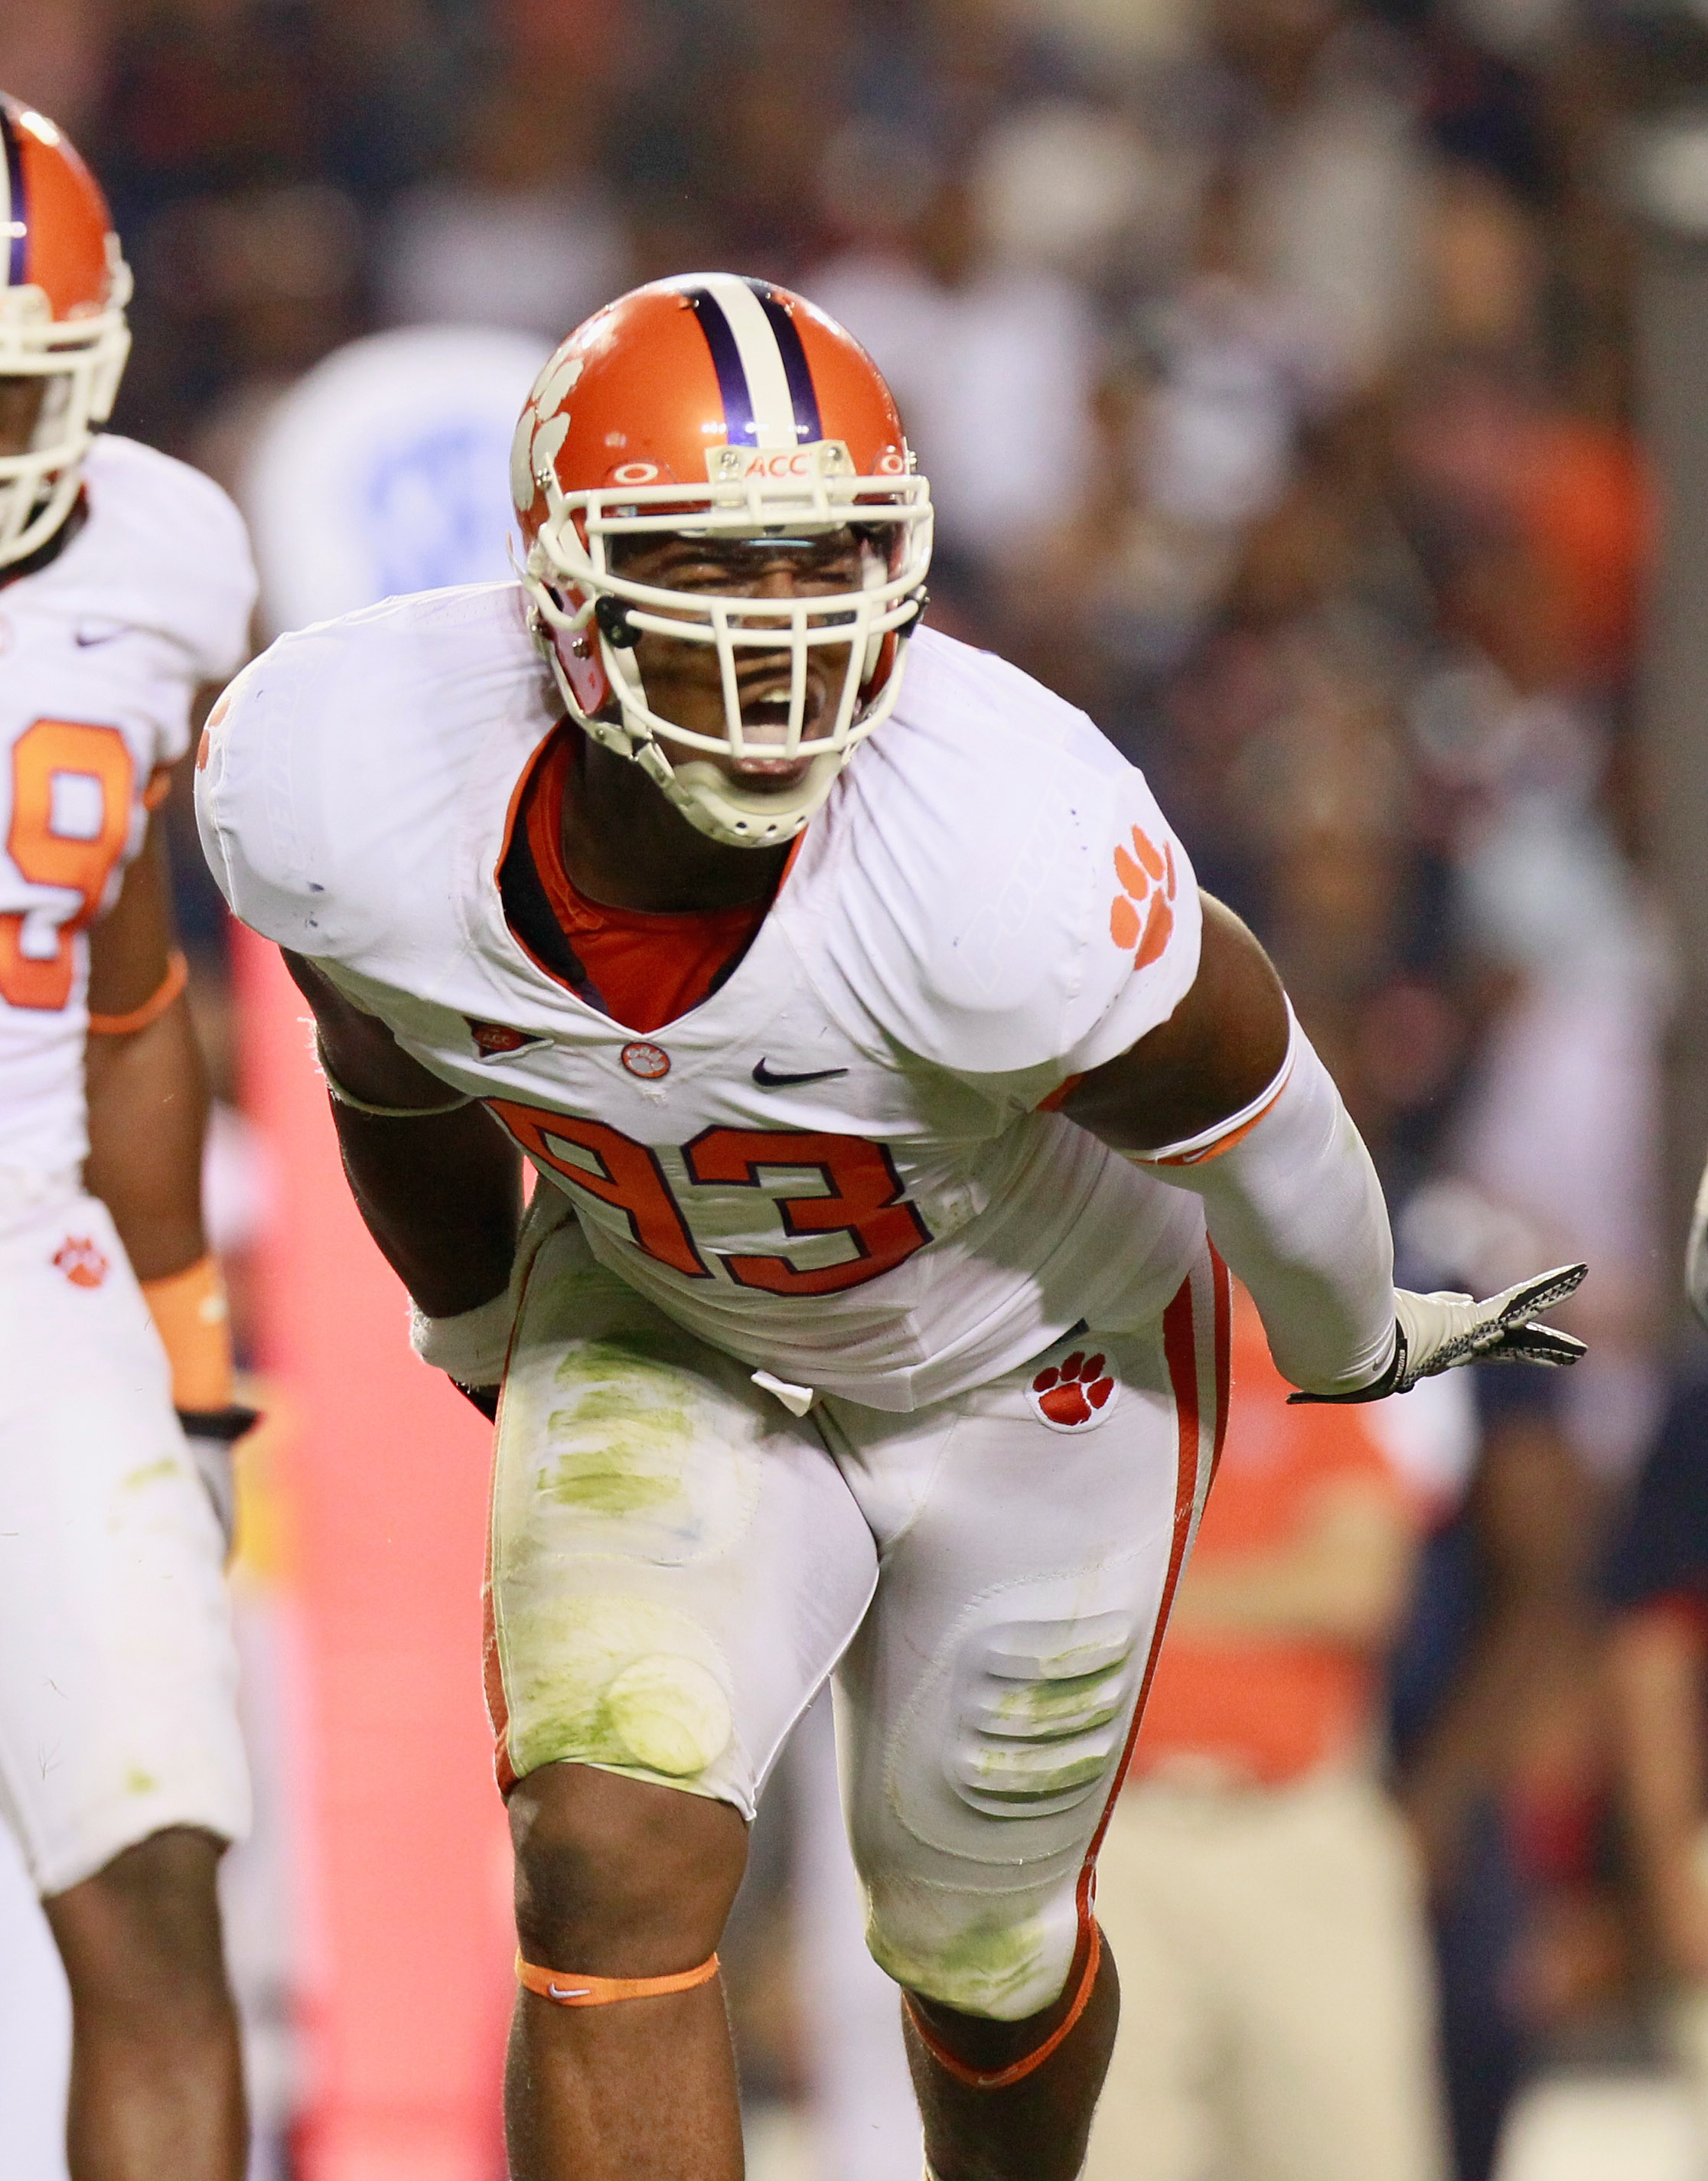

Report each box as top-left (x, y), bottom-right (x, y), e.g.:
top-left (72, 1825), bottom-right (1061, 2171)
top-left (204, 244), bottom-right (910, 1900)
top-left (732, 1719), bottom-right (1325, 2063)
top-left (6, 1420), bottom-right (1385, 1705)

top-left (904, 1922), bottom-right (1103, 2091)
top-left (516, 1951), bottom-right (720, 2007)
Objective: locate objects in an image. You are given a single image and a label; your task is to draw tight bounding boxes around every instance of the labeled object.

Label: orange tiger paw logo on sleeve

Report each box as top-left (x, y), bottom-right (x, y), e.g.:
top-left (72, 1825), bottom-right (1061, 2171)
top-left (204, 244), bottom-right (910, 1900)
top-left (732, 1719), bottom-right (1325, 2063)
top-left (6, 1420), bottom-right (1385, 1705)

top-left (1109, 824), bottom-right (1178, 970)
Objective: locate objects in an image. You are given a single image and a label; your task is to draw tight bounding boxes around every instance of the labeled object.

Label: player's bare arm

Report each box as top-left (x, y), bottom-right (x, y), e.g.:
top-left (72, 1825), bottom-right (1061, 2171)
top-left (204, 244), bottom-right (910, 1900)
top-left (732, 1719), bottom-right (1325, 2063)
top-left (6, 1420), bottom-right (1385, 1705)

top-left (282, 951), bottom-right (522, 1403)
top-left (84, 811), bottom-right (208, 1280)
top-left (1064, 892), bottom-right (1289, 1149)
top-left (85, 793), bottom-right (260, 1525)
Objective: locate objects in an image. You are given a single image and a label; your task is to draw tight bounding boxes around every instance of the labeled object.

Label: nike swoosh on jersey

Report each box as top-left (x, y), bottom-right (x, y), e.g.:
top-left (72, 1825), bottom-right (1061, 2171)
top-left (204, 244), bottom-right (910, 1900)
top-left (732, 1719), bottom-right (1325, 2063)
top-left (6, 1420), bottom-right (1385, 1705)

top-left (74, 625), bottom-right (129, 647)
top-left (751, 1060), bottom-right (850, 1088)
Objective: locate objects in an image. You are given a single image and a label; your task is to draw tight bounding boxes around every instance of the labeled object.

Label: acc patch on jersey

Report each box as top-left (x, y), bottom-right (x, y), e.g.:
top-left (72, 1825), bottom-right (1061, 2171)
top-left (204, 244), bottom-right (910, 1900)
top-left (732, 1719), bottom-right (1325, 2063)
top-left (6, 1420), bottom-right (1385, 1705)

top-left (1026, 1348), bottom-right (1118, 1432)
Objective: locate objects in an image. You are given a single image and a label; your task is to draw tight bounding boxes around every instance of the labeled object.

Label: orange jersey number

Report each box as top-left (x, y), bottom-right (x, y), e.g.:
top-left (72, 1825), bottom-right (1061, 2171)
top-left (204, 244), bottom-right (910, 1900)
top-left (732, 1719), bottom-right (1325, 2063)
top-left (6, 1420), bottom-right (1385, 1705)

top-left (0, 719), bottom-right (135, 1011)
top-left (487, 1100), bottom-right (932, 1295)
top-left (487, 1101), bottom-right (710, 1278)
top-left (682, 1126), bottom-right (931, 1294)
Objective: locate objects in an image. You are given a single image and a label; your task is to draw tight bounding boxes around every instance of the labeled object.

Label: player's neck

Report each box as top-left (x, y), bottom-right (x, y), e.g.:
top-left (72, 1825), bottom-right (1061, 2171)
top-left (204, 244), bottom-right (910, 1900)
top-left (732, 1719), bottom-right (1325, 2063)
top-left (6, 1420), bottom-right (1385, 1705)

top-left (558, 735), bottom-right (790, 914)
top-left (0, 492), bottom-right (87, 589)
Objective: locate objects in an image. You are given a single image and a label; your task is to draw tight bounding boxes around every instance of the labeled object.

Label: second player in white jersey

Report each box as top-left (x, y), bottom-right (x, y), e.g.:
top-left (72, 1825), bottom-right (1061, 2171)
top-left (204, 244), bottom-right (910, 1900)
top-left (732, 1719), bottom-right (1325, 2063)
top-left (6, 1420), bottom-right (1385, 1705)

top-left (0, 90), bottom-right (256, 2181)
top-left (0, 431), bottom-right (252, 1175)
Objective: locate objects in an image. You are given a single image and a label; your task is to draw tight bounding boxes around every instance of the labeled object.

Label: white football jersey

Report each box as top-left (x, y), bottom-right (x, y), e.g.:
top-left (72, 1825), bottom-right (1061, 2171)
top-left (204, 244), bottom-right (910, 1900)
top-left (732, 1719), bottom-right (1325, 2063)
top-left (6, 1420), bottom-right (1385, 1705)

top-left (199, 588), bottom-right (1208, 1409)
top-left (0, 435), bottom-right (256, 1178)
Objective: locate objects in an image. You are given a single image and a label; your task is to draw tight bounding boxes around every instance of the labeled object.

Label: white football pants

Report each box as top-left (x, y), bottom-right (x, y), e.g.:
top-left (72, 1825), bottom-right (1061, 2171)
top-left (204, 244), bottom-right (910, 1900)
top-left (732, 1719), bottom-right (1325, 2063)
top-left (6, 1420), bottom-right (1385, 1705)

top-left (486, 1211), bottom-right (1227, 2021)
top-left (0, 1180), bottom-right (249, 1897)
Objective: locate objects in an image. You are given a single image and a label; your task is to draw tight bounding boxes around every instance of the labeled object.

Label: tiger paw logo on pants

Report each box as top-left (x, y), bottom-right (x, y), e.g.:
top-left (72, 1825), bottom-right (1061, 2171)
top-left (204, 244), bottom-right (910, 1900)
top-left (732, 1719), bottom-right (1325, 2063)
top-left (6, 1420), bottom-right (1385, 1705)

top-left (53, 1237), bottom-right (109, 1289)
top-left (1027, 1348), bottom-right (1117, 1430)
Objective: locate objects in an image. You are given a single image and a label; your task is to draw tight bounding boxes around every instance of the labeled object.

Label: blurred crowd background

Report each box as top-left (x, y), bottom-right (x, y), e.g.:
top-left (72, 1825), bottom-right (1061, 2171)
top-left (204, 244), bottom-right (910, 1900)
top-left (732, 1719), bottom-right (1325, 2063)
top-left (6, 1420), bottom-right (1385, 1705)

top-left (8, 0), bottom-right (1708, 2177)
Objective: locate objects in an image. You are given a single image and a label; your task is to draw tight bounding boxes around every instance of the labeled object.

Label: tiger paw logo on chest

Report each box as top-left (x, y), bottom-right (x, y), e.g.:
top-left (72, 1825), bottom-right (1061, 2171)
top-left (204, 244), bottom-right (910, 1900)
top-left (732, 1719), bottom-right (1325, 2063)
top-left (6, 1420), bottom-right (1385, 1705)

top-left (52, 1237), bottom-right (109, 1289)
top-left (621, 1041), bottom-right (670, 1081)
top-left (1110, 825), bottom-right (1178, 971)
top-left (1028, 1348), bottom-right (1117, 1430)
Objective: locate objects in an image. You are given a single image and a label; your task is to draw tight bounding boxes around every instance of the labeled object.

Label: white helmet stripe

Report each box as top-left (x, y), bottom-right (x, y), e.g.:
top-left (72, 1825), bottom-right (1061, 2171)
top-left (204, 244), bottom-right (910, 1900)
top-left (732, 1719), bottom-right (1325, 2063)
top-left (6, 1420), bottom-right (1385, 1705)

top-left (695, 272), bottom-right (800, 449)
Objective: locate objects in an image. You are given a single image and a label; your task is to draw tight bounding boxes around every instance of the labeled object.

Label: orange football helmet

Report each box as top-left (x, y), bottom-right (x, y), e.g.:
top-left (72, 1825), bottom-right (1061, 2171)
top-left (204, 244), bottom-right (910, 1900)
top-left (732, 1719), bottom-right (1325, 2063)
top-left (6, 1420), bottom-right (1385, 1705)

top-left (513, 273), bottom-right (932, 846)
top-left (0, 94), bottom-right (131, 567)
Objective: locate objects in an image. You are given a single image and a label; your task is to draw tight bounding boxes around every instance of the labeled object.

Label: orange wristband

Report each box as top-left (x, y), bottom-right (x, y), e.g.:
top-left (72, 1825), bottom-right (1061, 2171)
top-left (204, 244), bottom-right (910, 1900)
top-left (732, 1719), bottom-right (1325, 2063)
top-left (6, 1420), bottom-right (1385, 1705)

top-left (88, 950), bottom-right (187, 1036)
top-left (140, 1254), bottom-right (234, 1410)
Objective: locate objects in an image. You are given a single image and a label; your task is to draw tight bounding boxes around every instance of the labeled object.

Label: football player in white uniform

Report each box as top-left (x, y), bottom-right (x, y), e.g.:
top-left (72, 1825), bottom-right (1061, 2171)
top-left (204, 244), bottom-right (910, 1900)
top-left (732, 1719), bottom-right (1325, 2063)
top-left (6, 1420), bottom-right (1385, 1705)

top-left (0, 95), bottom-right (256, 2179)
top-left (199, 275), bottom-right (1583, 2181)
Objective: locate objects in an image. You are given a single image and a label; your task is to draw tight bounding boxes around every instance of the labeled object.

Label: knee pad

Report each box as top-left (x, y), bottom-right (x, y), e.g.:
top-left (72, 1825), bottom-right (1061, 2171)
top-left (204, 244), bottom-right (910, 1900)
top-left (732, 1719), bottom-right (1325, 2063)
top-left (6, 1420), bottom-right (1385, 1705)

top-left (876, 1600), bottom-right (1142, 1864)
top-left (852, 1600), bottom-right (1144, 2021)
top-left (947, 1612), bottom-right (1139, 1819)
top-left (499, 1589), bottom-right (738, 1790)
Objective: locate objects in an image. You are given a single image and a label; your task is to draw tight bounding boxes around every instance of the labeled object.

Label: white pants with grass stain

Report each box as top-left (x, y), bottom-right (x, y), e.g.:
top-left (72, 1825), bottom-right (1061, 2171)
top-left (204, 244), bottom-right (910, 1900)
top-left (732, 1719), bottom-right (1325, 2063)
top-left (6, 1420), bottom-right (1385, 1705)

top-left (485, 1211), bottom-right (1227, 2023)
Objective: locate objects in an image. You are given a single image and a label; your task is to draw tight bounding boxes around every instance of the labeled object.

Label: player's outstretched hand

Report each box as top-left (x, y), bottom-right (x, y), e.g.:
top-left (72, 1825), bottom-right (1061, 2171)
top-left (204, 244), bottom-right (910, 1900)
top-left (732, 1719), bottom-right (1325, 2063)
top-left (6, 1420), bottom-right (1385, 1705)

top-left (1289, 1264), bottom-right (1587, 1404)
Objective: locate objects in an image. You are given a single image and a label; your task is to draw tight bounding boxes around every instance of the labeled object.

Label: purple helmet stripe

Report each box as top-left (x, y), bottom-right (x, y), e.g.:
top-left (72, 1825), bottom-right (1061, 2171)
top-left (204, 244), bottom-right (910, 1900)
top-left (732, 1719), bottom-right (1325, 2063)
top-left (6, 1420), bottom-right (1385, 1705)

top-left (685, 285), bottom-right (757, 446)
top-left (746, 281), bottom-right (821, 444)
top-left (0, 109), bottom-right (24, 290)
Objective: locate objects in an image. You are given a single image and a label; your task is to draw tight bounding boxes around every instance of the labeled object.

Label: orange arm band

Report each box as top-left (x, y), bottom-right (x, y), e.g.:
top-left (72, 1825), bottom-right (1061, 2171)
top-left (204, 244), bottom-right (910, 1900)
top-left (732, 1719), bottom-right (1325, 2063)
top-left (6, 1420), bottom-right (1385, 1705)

top-left (516, 1951), bottom-right (720, 2007)
top-left (140, 1253), bottom-right (235, 1410)
top-left (87, 950), bottom-right (188, 1036)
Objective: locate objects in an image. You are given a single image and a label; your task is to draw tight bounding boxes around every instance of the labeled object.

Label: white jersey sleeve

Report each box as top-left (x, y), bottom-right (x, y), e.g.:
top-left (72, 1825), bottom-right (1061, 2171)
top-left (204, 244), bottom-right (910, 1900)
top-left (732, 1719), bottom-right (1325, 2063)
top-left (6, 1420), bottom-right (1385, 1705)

top-left (802, 629), bottom-right (1202, 1097)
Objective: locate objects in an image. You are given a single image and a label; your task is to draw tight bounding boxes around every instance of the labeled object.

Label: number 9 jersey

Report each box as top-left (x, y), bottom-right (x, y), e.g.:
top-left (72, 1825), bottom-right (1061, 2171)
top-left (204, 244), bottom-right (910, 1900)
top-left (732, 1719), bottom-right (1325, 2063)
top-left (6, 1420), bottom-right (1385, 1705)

top-left (0, 433), bottom-right (255, 1177)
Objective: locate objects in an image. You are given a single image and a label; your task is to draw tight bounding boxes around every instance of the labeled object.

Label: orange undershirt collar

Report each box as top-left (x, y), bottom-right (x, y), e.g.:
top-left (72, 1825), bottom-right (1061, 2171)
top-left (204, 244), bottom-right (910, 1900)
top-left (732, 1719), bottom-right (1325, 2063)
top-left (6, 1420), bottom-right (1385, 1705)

top-left (512, 725), bottom-right (773, 1036)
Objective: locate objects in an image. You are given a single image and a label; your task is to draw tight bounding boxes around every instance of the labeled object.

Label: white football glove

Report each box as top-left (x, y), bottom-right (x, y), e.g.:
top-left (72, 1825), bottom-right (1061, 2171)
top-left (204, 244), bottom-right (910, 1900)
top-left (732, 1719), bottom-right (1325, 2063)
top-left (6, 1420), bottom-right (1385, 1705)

top-left (1289, 1263), bottom-right (1587, 1404)
top-left (1687, 1158), bottom-right (1708, 1331)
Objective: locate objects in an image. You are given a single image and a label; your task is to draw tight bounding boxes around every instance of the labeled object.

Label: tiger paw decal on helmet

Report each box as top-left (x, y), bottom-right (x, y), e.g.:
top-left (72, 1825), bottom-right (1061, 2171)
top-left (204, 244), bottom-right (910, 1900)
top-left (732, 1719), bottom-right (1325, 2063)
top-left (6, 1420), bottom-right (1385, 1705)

top-left (1110, 825), bottom-right (1178, 972)
top-left (1028, 1348), bottom-right (1117, 1431)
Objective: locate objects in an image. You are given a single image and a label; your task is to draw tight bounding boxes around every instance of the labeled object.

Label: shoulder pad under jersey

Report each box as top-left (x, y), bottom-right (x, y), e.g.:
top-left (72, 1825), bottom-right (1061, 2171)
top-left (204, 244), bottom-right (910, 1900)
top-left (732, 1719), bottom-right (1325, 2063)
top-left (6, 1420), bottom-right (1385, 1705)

top-left (196, 582), bottom-right (547, 967)
top-left (797, 627), bottom-right (1202, 1084)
